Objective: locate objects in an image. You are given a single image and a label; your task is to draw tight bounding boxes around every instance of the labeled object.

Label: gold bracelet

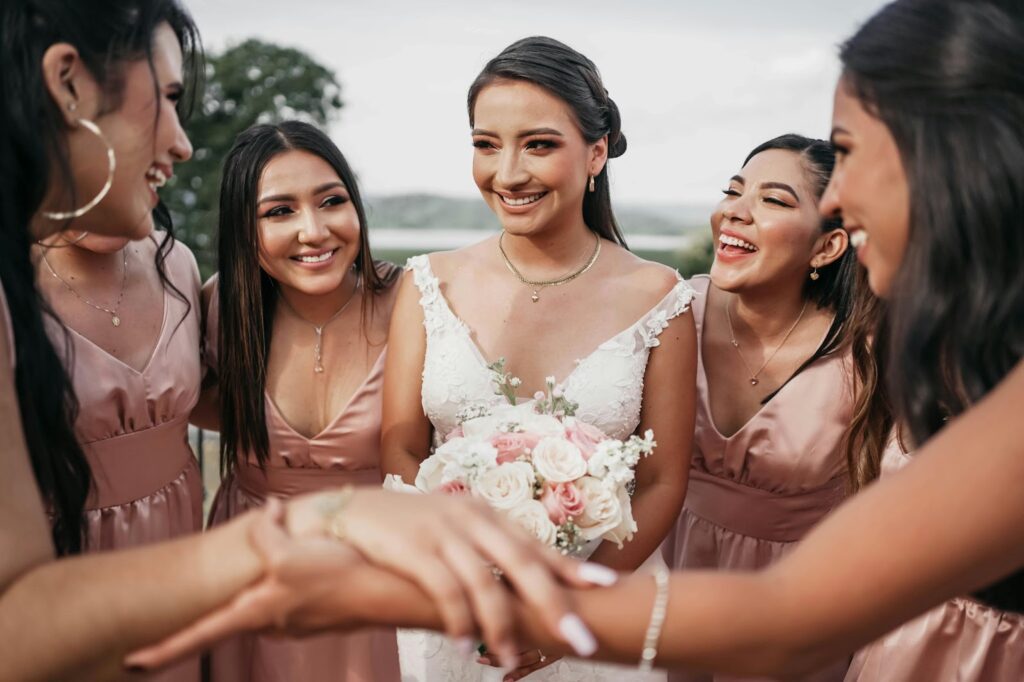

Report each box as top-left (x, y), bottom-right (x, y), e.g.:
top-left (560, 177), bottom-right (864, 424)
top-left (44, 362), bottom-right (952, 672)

top-left (638, 564), bottom-right (671, 672)
top-left (316, 485), bottom-right (357, 541)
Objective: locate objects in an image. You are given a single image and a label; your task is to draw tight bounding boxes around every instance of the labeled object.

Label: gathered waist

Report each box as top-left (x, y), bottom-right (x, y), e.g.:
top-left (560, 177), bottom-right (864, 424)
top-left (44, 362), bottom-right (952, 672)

top-left (83, 415), bottom-right (194, 509)
top-left (684, 469), bottom-right (845, 542)
top-left (235, 461), bottom-right (382, 499)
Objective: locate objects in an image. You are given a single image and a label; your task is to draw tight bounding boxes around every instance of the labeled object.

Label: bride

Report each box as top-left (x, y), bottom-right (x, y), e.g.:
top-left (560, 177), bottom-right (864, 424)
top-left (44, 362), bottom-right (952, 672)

top-left (381, 36), bottom-right (698, 681)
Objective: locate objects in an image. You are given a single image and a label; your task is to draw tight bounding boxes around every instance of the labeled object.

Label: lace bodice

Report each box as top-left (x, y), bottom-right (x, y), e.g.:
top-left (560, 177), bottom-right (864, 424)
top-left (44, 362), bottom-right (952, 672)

top-left (408, 254), bottom-right (695, 443)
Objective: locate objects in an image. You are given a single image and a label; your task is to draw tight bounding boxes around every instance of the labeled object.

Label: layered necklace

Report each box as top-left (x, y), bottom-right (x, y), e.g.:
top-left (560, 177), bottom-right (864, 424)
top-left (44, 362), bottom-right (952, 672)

top-left (41, 248), bottom-right (129, 327)
top-left (725, 297), bottom-right (808, 387)
top-left (278, 275), bottom-right (360, 374)
top-left (498, 230), bottom-right (601, 302)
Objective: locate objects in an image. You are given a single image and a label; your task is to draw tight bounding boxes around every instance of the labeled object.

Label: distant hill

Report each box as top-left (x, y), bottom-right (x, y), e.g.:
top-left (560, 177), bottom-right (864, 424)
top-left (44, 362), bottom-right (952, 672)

top-left (364, 193), bottom-right (712, 235)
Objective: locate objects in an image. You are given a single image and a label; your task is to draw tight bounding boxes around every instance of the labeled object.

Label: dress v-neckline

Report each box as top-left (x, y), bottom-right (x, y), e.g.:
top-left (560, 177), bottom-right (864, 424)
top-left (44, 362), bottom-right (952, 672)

top-left (65, 287), bottom-right (169, 376)
top-left (421, 256), bottom-right (680, 396)
top-left (266, 348), bottom-right (387, 442)
top-left (696, 277), bottom-right (831, 441)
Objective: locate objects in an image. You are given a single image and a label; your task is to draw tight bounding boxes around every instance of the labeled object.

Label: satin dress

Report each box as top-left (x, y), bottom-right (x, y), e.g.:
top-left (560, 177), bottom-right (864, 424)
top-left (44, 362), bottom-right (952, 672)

top-left (46, 239), bottom-right (205, 682)
top-left (204, 284), bottom-right (401, 682)
top-left (662, 276), bottom-right (852, 682)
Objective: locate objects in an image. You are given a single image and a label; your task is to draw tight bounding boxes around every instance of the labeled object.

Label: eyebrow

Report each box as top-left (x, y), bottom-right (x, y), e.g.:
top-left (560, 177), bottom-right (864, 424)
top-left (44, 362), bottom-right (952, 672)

top-left (258, 181), bottom-right (347, 204)
top-left (829, 126), bottom-right (850, 144)
top-left (471, 127), bottom-right (564, 138)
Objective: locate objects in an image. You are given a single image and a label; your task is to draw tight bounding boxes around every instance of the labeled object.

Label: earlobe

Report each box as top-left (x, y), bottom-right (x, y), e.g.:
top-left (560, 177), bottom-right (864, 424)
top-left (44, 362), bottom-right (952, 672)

top-left (589, 135), bottom-right (609, 177)
top-left (41, 43), bottom-right (91, 126)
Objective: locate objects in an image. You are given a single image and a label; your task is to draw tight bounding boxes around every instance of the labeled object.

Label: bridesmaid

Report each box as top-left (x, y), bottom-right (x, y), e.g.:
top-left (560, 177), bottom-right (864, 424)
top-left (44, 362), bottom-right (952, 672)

top-left (201, 121), bottom-right (402, 682)
top-left (33, 201), bottom-right (202, 682)
top-left (662, 134), bottom-right (859, 682)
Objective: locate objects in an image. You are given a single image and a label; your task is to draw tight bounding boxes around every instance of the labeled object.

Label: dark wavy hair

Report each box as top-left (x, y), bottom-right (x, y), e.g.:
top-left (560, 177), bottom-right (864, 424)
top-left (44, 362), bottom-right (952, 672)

top-left (217, 121), bottom-right (399, 472)
top-left (740, 134), bottom-right (863, 403)
top-left (0, 0), bottom-right (201, 555)
top-left (467, 36), bottom-right (629, 247)
top-left (841, 0), bottom-right (1024, 608)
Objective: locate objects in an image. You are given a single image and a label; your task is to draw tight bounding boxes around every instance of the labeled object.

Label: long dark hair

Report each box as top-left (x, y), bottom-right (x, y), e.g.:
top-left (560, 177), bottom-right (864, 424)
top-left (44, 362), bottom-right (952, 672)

top-left (0, 0), bottom-right (201, 555)
top-left (468, 36), bottom-right (629, 247)
top-left (841, 0), bottom-right (1024, 607)
top-left (740, 134), bottom-right (864, 403)
top-left (217, 121), bottom-right (399, 472)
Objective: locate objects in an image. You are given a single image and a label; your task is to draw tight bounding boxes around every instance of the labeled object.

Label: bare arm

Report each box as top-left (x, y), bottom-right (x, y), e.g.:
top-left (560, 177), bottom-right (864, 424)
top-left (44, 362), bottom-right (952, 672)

top-left (189, 274), bottom-right (219, 431)
top-left (527, 360), bottom-right (1024, 677)
top-left (589, 307), bottom-right (697, 570)
top-left (380, 270), bottom-right (433, 483)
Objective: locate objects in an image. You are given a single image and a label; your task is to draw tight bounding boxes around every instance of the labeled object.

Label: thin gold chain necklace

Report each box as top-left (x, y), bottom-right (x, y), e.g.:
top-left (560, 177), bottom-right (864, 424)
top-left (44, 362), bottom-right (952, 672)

top-left (497, 230), bottom-right (601, 303)
top-left (41, 248), bottom-right (129, 327)
top-left (725, 297), bottom-right (809, 386)
top-left (278, 276), bottom-right (360, 374)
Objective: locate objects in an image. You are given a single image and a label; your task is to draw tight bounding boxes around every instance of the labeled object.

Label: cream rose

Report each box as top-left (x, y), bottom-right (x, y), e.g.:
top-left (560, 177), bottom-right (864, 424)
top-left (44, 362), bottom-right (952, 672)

top-left (601, 487), bottom-right (638, 547)
top-left (532, 437), bottom-right (587, 483)
top-left (474, 462), bottom-right (536, 510)
top-left (506, 499), bottom-right (559, 546)
top-left (575, 476), bottom-right (624, 543)
top-left (414, 446), bottom-right (457, 492)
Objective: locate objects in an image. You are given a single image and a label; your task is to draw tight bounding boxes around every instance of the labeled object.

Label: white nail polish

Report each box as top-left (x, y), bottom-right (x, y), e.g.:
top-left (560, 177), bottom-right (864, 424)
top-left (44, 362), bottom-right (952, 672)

top-left (455, 637), bottom-right (475, 658)
top-left (578, 562), bottom-right (618, 586)
top-left (558, 613), bottom-right (598, 657)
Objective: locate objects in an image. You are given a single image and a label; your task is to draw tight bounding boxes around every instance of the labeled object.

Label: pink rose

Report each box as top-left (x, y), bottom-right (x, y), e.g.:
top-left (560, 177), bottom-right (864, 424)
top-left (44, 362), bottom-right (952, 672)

top-left (564, 419), bottom-right (607, 460)
top-left (489, 432), bottom-right (540, 464)
top-left (444, 426), bottom-right (464, 442)
top-left (439, 480), bottom-right (469, 495)
top-left (540, 482), bottom-right (586, 525)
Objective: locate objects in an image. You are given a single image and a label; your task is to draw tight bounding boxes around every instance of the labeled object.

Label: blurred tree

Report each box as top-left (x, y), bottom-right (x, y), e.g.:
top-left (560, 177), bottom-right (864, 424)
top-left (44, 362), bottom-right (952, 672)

top-left (164, 39), bottom-right (344, 278)
top-left (676, 232), bottom-right (715, 277)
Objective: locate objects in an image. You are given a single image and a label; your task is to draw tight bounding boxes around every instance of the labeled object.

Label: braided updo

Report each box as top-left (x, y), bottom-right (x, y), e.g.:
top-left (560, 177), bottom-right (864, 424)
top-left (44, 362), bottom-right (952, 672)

top-left (468, 36), bottom-right (628, 247)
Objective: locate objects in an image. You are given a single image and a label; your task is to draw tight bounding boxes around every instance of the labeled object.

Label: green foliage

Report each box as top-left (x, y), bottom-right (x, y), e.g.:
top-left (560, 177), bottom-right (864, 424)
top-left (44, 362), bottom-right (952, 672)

top-left (675, 232), bottom-right (715, 277)
top-left (164, 39), bottom-right (344, 278)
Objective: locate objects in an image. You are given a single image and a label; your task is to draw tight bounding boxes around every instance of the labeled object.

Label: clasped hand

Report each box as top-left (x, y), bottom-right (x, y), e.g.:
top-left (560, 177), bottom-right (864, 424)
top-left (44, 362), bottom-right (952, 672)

top-left (125, 489), bottom-right (615, 671)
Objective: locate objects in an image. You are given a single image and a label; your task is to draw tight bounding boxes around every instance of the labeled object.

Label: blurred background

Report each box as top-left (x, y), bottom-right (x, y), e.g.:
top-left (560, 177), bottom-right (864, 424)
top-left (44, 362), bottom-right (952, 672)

top-left (177, 0), bottom-right (889, 504)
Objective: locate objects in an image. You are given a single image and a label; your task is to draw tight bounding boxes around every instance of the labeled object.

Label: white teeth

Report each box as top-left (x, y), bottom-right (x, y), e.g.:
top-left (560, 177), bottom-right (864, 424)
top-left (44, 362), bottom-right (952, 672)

top-left (849, 231), bottom-right (869, 249)
top-left (297, 251), bottom-right (334, 263)
top-left (146, 167), bottom-right (167, 189)
top-left (718, 233), bottom-right (758, 252)
top-left (500, 193), bottom-right (545, 207)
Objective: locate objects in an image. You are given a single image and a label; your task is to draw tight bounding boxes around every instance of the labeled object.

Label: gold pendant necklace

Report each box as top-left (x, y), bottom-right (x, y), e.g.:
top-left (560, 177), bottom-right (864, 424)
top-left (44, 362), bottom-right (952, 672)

top-left (278, 276), bottom-right (360, 374)
top-left (725, 298), bottom-right (808, 386)
top-left (41, 248), bottom-right (129, 327)
top-left (498, 231), bottom-right (601, 302)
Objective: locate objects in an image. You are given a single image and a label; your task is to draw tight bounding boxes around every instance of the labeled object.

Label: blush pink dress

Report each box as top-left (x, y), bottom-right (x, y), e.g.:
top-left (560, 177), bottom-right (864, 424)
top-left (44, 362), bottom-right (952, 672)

top-left (46, 239), bottom-right (204, 682)
top-left (844, 441), bottom-right (1024, 681)
top-left (204, 288), bottom-right (401, 682)
top-left (663, 276), bottom-right (852, 682)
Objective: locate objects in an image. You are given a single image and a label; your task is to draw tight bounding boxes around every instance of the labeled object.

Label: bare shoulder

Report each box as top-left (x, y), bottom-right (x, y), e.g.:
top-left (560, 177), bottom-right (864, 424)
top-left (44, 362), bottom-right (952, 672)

top-left (603, 243), bottom-right (683, 299)
top-left (422, 236), bottom-right (498, 283)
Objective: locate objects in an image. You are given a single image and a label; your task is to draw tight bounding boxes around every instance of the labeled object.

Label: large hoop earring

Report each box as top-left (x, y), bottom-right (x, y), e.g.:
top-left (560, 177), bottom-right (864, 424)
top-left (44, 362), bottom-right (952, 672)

top-left (42, 118), bottom-right (117, 221)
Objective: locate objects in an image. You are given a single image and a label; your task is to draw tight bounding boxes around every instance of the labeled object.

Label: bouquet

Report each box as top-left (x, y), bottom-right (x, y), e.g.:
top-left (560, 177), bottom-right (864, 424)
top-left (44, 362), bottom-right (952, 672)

top-left (385, 359), bottom-right (656, 556)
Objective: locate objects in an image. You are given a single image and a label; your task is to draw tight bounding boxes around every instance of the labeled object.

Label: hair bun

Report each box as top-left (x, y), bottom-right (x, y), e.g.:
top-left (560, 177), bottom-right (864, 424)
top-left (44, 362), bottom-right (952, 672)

top-left (605, 98), bottom-right (627, 158)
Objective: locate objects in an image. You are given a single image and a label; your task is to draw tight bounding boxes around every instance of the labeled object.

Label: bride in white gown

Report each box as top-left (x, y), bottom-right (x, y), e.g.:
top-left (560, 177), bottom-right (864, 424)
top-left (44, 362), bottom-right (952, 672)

top-left (381, 36), bottom-right (698, 681)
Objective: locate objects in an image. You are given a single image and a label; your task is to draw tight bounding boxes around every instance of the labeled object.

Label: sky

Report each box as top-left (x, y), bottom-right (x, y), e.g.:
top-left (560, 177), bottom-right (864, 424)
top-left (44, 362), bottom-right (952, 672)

top-left (188, 0), bottom-right (890, 207)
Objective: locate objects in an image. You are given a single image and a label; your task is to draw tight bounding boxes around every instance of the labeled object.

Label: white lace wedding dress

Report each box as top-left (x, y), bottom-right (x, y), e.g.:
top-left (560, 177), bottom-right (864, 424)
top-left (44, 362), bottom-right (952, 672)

top-left (398, 254), bottom-right (695, 682)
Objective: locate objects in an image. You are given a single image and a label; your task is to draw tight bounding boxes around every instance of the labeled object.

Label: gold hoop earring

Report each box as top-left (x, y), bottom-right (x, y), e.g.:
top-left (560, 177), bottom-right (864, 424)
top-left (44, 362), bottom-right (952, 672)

top-left (588, 175), bottom-right (596, 193)
top-left (809, 267), bottom-right (820, 281)
top-left (42, 118), bottom-right (117, 221)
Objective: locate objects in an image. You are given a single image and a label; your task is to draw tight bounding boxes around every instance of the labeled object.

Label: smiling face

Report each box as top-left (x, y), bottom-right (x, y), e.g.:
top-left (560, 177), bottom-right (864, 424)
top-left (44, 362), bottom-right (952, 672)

top-left (470, 79), bottom-right (606, 237)
top-left (709, 148), bottom-right (833, 294)
top-left (820, 78), bottom-right (911, 298)
top-left (57, 22), bottom-right (192, 240)
top-left (255, 149), bottom-right (361, 296)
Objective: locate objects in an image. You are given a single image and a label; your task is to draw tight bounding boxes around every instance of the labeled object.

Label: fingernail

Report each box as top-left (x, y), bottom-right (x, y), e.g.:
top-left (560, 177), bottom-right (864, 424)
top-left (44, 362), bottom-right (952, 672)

top-left (558, 613), bottom-right (597, 657)
top-left (455, 637), bottom-right (475, 658)
top-left (578, 562), bottom-right (618, 586)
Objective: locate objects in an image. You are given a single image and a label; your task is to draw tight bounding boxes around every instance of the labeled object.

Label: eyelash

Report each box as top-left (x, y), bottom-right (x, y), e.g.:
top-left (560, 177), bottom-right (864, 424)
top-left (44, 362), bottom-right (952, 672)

top-left (471, 140), bottom-right (558, 151)
top-left (720, 189), bottom-right (792, 208)
top-left (261, 195), bottom-right (348, 218)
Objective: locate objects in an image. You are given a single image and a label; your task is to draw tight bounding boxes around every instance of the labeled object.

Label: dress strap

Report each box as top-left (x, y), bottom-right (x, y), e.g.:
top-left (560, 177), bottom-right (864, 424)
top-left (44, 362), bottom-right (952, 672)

top-left (635, 275), bottom-right (697, 349)
top-left (405, 255), bottom-right (453, 336)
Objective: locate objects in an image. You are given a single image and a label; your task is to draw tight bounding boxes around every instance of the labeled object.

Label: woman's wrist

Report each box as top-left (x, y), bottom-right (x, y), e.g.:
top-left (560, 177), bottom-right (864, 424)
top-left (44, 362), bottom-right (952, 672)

top-left (195, 509), bottom-right (267, 599)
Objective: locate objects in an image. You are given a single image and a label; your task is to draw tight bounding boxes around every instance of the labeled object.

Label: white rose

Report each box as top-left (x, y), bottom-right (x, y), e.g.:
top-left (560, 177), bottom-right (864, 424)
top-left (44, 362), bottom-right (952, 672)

top-left (506, 499), bottom-right (558, 547)
top-left (474, 462), bottom-right (536, 510)
top-left (461, 414), bottom-right (503, 439)
top-left (521, 413), bottom-right (565, 438)
top-left (532, 438), bottom-right (587, 483)
top-left (602, 487), bottom-right (638, 548)
top-left (415, 447), bottom-right (458, 492)
top-left (575, 476), bottom-right (624, 542)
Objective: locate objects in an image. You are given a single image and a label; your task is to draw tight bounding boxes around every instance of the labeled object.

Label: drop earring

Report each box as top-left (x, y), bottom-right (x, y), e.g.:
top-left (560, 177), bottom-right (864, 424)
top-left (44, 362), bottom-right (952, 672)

top-left (588, 175), bottom-right (595, 193)
top-left (809, 267), bottom-right (820, 281)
